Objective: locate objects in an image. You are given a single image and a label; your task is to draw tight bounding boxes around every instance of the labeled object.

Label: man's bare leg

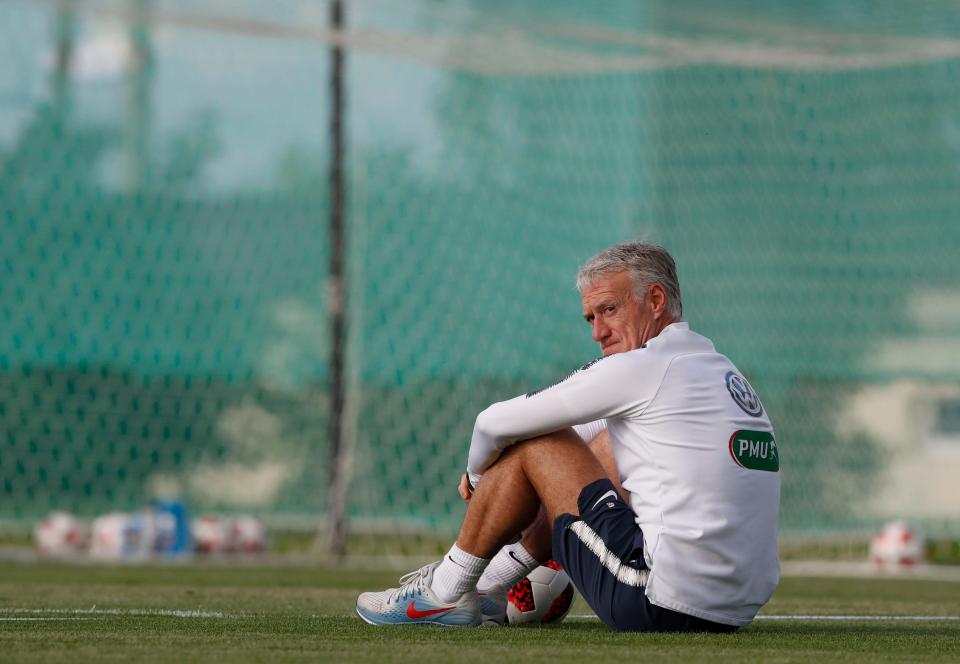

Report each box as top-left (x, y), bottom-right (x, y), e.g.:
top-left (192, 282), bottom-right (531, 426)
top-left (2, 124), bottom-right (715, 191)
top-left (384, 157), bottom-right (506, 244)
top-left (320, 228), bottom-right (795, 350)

top-left (456, 428), bottom-right (607, 558)
top-left (468, 432), bottom-right (619, 625)
top-left (424, 428), bottom-right (608, 612)
top-left (517, 430), bottom-right (626, 561)
top-left (358, 429), bottom-right (611, 625)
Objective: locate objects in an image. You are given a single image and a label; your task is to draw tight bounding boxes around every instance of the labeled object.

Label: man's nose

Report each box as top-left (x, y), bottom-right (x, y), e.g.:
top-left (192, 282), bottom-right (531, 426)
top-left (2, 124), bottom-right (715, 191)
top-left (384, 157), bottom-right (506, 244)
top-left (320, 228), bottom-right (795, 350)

top-left (591, 318), bottom-right (609, 342)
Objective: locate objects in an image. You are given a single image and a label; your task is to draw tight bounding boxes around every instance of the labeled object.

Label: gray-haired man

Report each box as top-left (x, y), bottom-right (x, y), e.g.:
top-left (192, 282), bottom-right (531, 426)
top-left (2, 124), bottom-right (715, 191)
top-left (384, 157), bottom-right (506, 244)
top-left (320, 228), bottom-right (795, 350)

top-left (357, 242), bottom-right (780, 632)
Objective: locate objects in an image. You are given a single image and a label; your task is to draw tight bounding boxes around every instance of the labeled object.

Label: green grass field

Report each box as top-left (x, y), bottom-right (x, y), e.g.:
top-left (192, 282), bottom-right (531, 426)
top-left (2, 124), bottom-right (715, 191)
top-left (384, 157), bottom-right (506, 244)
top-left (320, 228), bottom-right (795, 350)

top-left (1, 562), bottom-right (958, 663)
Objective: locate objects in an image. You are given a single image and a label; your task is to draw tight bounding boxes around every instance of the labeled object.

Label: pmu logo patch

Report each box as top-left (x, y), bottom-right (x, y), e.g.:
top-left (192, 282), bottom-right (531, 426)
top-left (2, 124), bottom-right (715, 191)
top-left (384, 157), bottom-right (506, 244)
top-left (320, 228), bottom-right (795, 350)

top-left (725, 371), bottom-right (763, 417)
top-left (728, 430), bottom-right (779, 472)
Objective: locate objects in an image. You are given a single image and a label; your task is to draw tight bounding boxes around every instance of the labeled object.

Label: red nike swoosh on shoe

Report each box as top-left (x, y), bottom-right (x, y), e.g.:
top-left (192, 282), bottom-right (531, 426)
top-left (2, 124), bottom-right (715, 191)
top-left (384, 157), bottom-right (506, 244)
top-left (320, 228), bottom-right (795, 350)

top-left (406, 602), bottom-right (457, 619)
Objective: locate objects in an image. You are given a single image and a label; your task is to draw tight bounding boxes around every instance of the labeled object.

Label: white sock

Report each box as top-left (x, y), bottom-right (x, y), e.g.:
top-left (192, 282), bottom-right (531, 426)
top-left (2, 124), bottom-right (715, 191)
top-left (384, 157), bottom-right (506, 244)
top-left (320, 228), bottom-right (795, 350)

top-left (431, 544), bottom-right (489, 603)
top-left (477, 542), bottom-right (539, 591)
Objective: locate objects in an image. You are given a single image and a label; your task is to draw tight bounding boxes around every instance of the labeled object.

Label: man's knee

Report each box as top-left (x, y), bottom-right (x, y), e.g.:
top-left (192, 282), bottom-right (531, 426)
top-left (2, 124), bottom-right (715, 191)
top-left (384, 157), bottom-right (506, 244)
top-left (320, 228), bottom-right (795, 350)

top-left (489, 428), bottom-right (584, 467)
top-left (514, 428), bottom-right (584, 455)
top-left (506, 431), bottom-right (606, 521)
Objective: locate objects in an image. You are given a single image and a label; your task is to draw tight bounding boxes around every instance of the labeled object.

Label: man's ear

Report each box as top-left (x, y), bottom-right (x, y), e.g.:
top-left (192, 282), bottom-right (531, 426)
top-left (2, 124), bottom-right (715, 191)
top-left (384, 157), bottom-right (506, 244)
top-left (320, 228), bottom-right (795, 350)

top-left (648, 283), bottom-right (667, 320)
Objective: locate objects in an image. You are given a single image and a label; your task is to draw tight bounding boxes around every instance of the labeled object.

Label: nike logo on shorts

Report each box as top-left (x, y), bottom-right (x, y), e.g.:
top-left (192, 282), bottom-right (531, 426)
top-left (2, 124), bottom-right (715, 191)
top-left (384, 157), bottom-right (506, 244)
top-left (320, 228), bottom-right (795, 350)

top-left (591, 489), bottom-right (619, 511)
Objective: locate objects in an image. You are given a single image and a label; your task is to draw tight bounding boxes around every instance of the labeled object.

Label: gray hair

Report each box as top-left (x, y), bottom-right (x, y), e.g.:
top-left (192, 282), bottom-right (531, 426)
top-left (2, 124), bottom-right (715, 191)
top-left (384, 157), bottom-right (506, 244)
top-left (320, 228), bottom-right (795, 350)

top-left (576, 241), bottom-right (683, 319)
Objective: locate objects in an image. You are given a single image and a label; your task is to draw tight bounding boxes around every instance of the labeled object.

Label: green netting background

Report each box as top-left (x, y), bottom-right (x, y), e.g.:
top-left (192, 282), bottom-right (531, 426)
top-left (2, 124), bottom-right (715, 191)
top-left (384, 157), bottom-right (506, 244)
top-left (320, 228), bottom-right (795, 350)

top-left (2, 0), bottom-right (959, 542)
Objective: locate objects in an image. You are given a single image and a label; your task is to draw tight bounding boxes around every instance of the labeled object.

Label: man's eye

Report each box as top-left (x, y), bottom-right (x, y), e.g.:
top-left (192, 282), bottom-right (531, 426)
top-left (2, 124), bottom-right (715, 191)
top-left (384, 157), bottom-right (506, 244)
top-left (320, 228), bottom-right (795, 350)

top-left (585, 315), bottom-right (594, 323)
top-left (605, 306), bottom-right (616, 313)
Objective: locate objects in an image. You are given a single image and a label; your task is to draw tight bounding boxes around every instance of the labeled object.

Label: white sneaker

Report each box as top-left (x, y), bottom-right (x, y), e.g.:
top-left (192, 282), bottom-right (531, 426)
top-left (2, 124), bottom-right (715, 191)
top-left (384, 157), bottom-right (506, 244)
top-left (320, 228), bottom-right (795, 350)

top-left (356, 562), bottom-right (481, 627)
top-left (477, 583), bottom-right (508, 626)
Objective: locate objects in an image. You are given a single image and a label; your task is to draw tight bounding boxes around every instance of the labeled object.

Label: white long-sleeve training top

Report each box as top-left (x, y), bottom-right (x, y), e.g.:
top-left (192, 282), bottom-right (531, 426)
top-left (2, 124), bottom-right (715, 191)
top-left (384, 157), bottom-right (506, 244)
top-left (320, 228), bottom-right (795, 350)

top-left (466, 322), bottom-right (780, 626)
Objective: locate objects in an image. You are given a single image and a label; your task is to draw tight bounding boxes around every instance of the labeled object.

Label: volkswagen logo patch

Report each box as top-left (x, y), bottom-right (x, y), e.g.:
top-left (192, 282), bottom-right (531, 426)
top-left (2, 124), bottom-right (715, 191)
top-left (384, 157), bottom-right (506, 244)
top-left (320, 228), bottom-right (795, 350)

top-left (725, 371), bottom-right (764, 417)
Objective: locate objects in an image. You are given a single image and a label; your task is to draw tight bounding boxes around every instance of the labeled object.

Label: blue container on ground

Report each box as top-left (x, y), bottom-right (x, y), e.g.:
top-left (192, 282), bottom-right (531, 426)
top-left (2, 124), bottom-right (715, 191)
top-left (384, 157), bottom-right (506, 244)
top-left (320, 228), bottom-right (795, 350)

top-left (151, 499), bottom-right (192, 556)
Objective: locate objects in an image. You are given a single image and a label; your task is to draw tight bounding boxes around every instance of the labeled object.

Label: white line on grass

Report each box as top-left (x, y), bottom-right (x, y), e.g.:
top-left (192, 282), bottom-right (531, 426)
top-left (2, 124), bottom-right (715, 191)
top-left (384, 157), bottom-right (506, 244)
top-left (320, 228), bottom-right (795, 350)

top-left (0, 608), bottom-right (238, 619)
top-left (0, 618), bottom-right (97, 622)
top-left (756, 615), bottom-right (960, 621)
top-left (568, 614), bottom-right (960, 621)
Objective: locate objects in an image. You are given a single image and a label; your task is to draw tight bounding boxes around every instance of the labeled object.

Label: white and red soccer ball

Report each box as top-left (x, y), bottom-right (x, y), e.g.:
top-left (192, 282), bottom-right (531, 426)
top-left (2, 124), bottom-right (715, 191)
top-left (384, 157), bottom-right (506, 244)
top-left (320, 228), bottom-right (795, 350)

top-left (34, 511), bottom-right (86, 557)
top-left (192, 514), bottom-right (267, 554)
top-left (229, 515), bottom-right (267, 553)
top-left (869, 520), bottom-right (926, 568)
top-left (506, 560), bottom-right (576, 624)
top-left (192, 515), bottom-right (232, 553)
top-left (89, 512), bottom-right (155, 561)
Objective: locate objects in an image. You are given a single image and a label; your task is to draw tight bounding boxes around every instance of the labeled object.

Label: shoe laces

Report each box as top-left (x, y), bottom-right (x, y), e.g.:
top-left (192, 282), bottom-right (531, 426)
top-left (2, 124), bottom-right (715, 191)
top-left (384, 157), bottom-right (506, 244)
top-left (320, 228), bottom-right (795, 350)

top-left (386, 564), bottom-right (435, 605)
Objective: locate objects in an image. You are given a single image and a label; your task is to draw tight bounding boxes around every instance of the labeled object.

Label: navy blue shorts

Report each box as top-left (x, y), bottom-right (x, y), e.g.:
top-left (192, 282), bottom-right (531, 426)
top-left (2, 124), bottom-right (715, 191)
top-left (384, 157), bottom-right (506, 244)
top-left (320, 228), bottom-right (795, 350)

top-left (552, 478), bottom-right (737, 633)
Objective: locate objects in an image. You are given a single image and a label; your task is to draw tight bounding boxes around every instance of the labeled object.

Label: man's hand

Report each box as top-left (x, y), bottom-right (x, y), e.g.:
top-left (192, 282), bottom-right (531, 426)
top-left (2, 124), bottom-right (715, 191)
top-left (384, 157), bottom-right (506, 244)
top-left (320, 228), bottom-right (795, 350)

top-left (458, 473), bottom-right (473, 502)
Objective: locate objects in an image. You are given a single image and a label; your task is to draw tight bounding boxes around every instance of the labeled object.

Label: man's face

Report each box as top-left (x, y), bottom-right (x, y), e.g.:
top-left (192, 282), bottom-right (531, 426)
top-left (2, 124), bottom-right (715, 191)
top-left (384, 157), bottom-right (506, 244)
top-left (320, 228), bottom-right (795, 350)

top-left (580, 270), bottom-right (655, 357)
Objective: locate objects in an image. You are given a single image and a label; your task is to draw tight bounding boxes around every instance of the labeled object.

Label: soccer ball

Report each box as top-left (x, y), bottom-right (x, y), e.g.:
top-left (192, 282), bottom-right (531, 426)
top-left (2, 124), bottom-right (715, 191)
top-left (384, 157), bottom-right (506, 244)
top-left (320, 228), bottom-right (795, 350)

top-left (192, 515), bottom-right (231, 554)
top-left (192, 515), bottom-right (267, 554)
top-left (869, 520), bottom-right (926, 568)
top-left (34, 511), bottom-right (85, 557)
top-left (89, 512), bottom-right (155, 560)
top-left (229, 515), bottom-right (267, 553)
top-left (506, 560), bottom-right (575, 624)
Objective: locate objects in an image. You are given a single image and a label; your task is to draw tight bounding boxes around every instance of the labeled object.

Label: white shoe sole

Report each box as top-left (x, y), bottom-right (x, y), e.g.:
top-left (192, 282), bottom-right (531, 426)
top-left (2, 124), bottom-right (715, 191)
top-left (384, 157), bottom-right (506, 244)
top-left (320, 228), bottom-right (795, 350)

top-left (355, 606), bottom-right (479, 627)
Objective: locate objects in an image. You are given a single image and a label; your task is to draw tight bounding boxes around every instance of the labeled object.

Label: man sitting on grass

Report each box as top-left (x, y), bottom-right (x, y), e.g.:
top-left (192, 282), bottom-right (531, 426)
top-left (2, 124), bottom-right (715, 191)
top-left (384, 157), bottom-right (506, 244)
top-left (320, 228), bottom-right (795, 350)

top-left (356, 241), bottom-right (780, 632)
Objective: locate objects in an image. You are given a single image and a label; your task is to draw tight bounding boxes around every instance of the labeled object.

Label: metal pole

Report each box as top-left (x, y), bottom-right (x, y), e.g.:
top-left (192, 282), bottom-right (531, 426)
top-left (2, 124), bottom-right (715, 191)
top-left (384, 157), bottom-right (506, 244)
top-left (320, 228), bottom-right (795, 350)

top-left (326, 0), bottom-right (348, 559)
top-left (52, 0), bottom-right (75, 113)
top-left (128, 0), bottom-right (152, 191)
